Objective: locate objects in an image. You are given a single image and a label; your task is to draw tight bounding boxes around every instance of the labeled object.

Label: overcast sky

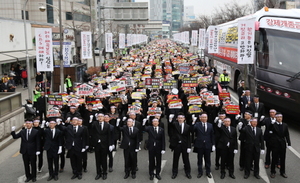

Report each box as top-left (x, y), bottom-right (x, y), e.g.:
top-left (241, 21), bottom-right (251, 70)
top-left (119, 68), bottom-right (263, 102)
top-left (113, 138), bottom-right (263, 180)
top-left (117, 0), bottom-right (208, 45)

top-left (135, 0), bottom-right (253, 17)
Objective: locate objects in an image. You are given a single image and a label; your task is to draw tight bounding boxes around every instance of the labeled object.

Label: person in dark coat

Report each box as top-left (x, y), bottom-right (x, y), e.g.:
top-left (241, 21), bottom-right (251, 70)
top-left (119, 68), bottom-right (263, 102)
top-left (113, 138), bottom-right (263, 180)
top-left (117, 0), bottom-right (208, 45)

top-left (11, 120), bottom-right (41, 182)
top-left (36, 91), bottom-right (47, 121)
top-left (33, 119), bottom-right (44, 173)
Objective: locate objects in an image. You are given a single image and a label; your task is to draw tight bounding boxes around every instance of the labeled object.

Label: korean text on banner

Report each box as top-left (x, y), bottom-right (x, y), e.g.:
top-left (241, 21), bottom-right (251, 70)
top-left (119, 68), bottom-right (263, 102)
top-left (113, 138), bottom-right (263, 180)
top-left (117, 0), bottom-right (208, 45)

top-left (237, 19), bottom-right (255, 64)
top-left (81, 31), bottom-right (92, 59)
top-left (207, 26), bottom-right (219, 54)
top-left (119, 33), bottom-right (126, 49)
top-left (105, 33), bottom-right (113, 53)
top-left (199, 29), bottom-right (206, 49)
top-left (35, 28), bottom-right (54, 72)
top-left (191, 30), bottom-right (198, 46)
top-left (63, 43), bottom-right (71, 67)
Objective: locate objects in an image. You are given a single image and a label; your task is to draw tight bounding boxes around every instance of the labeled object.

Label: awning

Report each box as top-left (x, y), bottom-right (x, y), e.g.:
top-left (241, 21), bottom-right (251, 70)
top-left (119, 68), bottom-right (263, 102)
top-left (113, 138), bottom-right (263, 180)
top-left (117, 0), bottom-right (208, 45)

top-left (2, 51), bottom-right (27, 61)
top-left (0, 54), bottom-right (17, 64)
top-left (22, 50), bottom-right (36, 59)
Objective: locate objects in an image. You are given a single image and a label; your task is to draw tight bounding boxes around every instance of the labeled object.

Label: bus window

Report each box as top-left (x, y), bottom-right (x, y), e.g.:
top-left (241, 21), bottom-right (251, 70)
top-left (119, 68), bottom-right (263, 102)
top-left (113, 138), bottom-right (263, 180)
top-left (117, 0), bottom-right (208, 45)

top-left (257, 29), bottom-right (269, 69)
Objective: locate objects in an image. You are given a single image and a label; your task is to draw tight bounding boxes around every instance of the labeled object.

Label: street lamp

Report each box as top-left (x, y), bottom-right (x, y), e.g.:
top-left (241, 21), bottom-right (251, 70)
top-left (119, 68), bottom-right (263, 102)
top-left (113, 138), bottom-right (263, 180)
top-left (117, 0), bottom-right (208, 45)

top-left (23, 0), bottom-right (32, 101)
top-left (39, 0), bottom-right (64, 93)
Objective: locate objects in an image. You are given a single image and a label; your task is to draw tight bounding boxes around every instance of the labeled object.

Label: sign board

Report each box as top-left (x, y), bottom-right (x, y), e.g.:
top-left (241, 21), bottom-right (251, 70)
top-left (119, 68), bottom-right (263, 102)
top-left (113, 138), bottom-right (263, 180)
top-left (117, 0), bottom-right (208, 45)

top-left (207, 26), bottom-right (219, 54)
top-left (182, 77), bottom-right (198, 87)
top-left (169, 99), bottom-right (183, 109)
top-left (77, 83), bottom-right (94, 95)
top-left (145, 78), bottom-right (161, 89)
top-left (178, 66), bottom-right (190, 74)
top-left (105, 33), bottom-right (113, 52)
top-left (35, 28), bottom-right (54, 71)
top-left (48, 94), bottom-right (63, 105)
top-left (148, 107), bottom-right (162, 116)
top-left (237, 19), bottom-right (255, 64)
top-left (199, 28), bottom-right (206, 49)
top-left (47, 108), bottom-right (61, 117)
top-left (188, 105), bottom-right (202, 114)
top-left (81, 31), bottom-right (92, 59)
top-left (225, 105), bottom-right (240, 114)
top-left (163, 80), bottom-right (177, 89)
top-left (219, 92), bottom-right (230, 100)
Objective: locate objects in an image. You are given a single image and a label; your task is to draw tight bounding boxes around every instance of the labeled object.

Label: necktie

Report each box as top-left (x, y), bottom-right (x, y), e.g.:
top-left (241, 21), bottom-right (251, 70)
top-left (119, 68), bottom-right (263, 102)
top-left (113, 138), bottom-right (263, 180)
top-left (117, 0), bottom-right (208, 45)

top-left (130, 127), bottom-right (133, 135)
top-left (73, 126), bottom-right (76, 133)
top-left (27, 129), bottom-right (30, 140)
top-left (256, 103), bottom-right (258, 110)
top-left (180, 124), bottom-right (183, 134)
top-left (203, 123), bottom-right (206, 132)
top-left (51, 129), bottom-right (54, 139)
top-left (155, 127), bottom-right (158, 135)
top-left (252, 127), bottom-right (255, 136)
top-left (227, 126), bottom-right (230, 133)
top-left (279, 124), bottom-right (283, 135)
top-left (100, 122), bottom-right (103, 131)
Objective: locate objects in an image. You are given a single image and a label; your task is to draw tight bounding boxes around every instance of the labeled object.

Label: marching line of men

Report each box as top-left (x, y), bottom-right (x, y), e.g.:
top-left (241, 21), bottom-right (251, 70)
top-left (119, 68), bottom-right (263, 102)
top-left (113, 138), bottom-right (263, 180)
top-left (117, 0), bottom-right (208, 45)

top-left (11, 105), bottom-right (291, 182)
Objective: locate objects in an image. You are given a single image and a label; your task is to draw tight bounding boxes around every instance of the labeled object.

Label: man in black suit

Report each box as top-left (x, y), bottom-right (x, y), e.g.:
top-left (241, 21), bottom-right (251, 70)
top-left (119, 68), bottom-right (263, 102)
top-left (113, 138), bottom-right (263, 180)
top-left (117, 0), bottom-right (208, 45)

top-left (240, 90), bottom-right (253, 115)
top-left (144, 118), bottom-right (166, 180)
top-left (269, 113), bottom-right (291, 179)
top-left (77, 118), bottom-right (89, 173)
top-left (216, 118), bottom-right (238, 179)
top-left (104, 114), bottom-right (116, 172)
top-left (91, 114), bottom-right (113, 180)
top-left (58, 117), bottom-right (86, 180)
top-left (240, 118), bottom-right (264, 179)
top-left (118, 118), bottom-right (140, 179)
top-left (36, 91), bottom-right (47, 121)
top-left (192, 113), bottom-right (215, 179)
top-left (248, 95), bottom-right (265, 126)
top-left (170, 114), bottom-right (192, 179)
top-left (43, 120), bottom-right (62, 181)
top-left (11, 120), bottom-right (41, 182)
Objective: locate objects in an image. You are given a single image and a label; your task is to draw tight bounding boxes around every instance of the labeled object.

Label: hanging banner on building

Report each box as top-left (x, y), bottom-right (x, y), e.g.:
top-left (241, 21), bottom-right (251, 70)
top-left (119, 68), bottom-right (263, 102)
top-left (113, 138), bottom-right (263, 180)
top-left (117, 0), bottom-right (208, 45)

top-left (237, 19), bottom-right (255, 64)
top-left (198, 29), bottom-right (206, 49)
top-left (184, 31), bottom-right (189, 44)
top-left (119, 33), bottom-right (125, 49)
top-left (207, 26), bottom-right (219, 53)
top-left (35, 28), bottom-right (54, 71)
top-left (81, 31), bottom-right (92, 59)
top-left (127, 34), bottom-right (132, 47)
top-left (105, 33), bottom-right (113, 52)
top-left (191, 30), bottom-right (198, 46)
top-left (63, 42), bottom-right (71, 67)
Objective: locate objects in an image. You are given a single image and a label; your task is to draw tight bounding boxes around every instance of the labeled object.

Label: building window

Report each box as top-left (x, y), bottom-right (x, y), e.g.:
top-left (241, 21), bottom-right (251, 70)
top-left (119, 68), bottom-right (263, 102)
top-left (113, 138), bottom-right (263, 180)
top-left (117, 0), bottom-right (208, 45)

top-left (46, 0), bottom-right (54, 23)
top-left (74, 13), bottom-right (91, 22)
top-left (21, 10), bottom-right (29, 20)
top-left (66, 12), bottom-right (73, 20)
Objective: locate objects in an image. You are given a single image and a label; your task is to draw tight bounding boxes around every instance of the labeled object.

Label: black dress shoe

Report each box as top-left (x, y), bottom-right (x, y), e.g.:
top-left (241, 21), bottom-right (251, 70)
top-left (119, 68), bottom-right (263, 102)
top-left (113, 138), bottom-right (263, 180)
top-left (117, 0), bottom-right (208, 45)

top-left (280, 173), bottom-right (288, 178)
top-left (78, 175), bottom-right (82, 180)
top-left (244, 174), bottom-right (249, 179)
top-left (54, 175), bottom-right (58, 181)
top-left (186, 174), bottom-right (192, 179)
top-left (25, 178), bottom-right (31, 182)
top-left (215, 166), bottom-right (219, 170)
top-left (270, 173), bottom-right (276, 178)
top-left (207, 173), bottom-right (212, 178)
top-left (102, 174), bottom-right (107, 180)
top-left (132, 174), bottom-right (136, 179)
top-left (150, 175), bottom-right (154, 180)
top-left (156, 174), bottom-right (161, 180)
top-left (95, 174), bottom-right (101, 180)
top-left (229, 174), bottom-right (236, 179)
top-left (32, 178), bottom-right (37, 182)
top-left (124, 173), bottom-right (130, 179)
top-left (47, 176), bottom-right (53, 181)
top-left (171, 174), bottom-right (177, 179)
top-left (59, 169), bottom-right (64, 173)
top-left (254, 174), bottom-right (261, 179)
top-left (197, 173), bottom-right (203, 178)
top-left (71, 175), bottom-right (77, 179)
top-left (221, 173), bottom-right (225, 179)
top-left (109, 167), bottom-right (113, 172)
top-left (83, 169), bottom-right (87, 172)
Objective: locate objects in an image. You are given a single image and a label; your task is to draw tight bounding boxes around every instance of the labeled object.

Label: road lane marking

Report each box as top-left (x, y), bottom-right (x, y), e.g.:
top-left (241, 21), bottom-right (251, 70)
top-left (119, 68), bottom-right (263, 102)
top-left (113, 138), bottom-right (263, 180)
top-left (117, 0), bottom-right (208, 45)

top-left (259, 159), bottom-right (270, 183)
top-left (288, 147), bottom-right (300, 159)
top-left (207, 173), bottom-right (215, 183)
top-left (18, 173), bottom-right (49, 183)
top-left (153, 160), bottom-right (167, 183)
top-left (12, 151), bottom-right (20, 157)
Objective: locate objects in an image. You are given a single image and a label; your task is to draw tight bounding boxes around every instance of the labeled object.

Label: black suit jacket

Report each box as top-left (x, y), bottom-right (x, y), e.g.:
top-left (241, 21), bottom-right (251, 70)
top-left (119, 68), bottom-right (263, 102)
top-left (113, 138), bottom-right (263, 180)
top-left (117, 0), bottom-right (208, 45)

top-left (119, 126), bottom-right (139, 150)
top-left (58, 125), bottom-right (86, 151)
top-left (268, 122), bottom-right (291, 149)
top-left (36, 96), bottom-right (46, 111)
top-left (240, 125), bottom-right (264, 153)
top-left (169, 122), bottom-right (191, 150)
top-left (11, 128), bottom-right (40, 155)
top-left (91, 122), bottom-right (111, 150)
top-left (144, 126), bottom-right (165, 151)
top-left (249, 102), bottom-right (265, 122)
top-left (241, 95), bottom-right (253, 113)
top-left (192, 122), bottom-right (215, 150)
top-left (217, 125), bottom-right (238, 151)
top-left (43, 128), bottom-right (62, 156)
top-left (261, 117), bottom-right (275, 141)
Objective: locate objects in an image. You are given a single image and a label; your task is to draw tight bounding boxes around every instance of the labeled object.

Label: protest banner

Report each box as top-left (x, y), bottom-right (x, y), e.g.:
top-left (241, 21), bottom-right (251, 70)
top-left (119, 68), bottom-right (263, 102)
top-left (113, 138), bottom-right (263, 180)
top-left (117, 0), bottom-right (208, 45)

top-left (219, 92), bottom-right (231, 100)
top-left (145, 78), bottom-right (161, 89)
top-left (163, 80), bottom-right (178, 89)
top-left (48, 94), bottom-right (63, 105)
top-left (147, 107), bottom-right (162, 116)
top-left (77, 83), bottom-right (94, 95)
top-left (225, 105), bottom-right (240, 114)
top-left (188, 105), bottom-right (203, 114)
top-left (47, 108), bottom-right (61, 117)
top-left (182, 77), bottom-right (198, 87)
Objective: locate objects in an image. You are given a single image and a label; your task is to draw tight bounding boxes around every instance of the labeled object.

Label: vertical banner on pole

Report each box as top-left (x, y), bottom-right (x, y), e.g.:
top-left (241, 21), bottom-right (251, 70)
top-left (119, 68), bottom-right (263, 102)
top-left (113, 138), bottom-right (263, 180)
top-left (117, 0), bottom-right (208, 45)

top-left (119, 33), bottom-right (125, 49)
top-left (185, 31), bottom-right (190, 44)
top-left (237, 19), bottom-right (255, 64)
top-left (207, 26), bottom-right (219, 54)
top-left (35, 28), bottom-right (54, 72)
top-left (191, 30), bottom-right (198, 46)
top-left (127, 34), bottom-right (132, 47)
top-left (81, 31), bottom-right (92, 59)
top-left (105, 33), bottom-right (113, 53)
top-left (63, 42), bottom-right (71, 67)
top-left (198, 29), bottom-right (206, 49)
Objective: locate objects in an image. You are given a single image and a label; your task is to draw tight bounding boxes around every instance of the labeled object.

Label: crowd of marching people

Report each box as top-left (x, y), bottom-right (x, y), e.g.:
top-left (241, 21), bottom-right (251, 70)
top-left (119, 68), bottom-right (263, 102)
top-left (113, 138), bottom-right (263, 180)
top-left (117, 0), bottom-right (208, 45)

top-left (11, 40), bottom-right (291, 182)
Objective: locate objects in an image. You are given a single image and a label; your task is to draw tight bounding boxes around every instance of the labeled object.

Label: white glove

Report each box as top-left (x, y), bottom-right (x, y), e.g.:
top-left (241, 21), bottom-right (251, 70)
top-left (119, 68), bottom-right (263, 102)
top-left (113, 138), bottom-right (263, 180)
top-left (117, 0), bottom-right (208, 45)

top-left (36, 110), bottom-right (39, 113)
top-left (66, 117), bottom-right (71, 123)
top-left (147, 115), bottom-right (150, 120)
top-left (89, 115), bottom-right (93, 123)
top-left (81, 148), bottom-right (86, 152)
top-left (135, 149), bottom-right (139, 152)
top-left (142, 118), bottom-right (147, 126)
top-left (56, 118), bottom-right (62, 125)
top-left (169, 114), bottom-right (174, 119)
top-left (98, 139), bottom-right (101, 143)
top-left (109, 145), bottom-right (114, 152)
top-left (287, 146), bottom-right (292, 149)
top-left (187, 148), bottom-right (191, 153)
top-left (192, 114), bottom-right (195, 119)
top-left (85, 146), bottom-right (89, 150)
top-left (11, 126), bottom-right (16, 131)
top-left (192, 117), bottom-right (197, 124)
top-left (214, 117), bottom-right (219, 123)
top-left (41, 120), bottom-right (46, 128)
top-left (260, 150), bottom-right (265, 155)
top-left (36, 151), bottom-right (40, 155)
top-left (212, 145), bottom-right (216, 152)
top-left (233, 149), bottom-right (238, 154)
top-left (95, 113), bottom-right (98, 118)
top-left (217, 120), bottom-right (222, 128)
top-left (116, 119), bottom-right (120, 127)
top-left (235, 114), bottom-right (241, 120)
top-left (45, 122), bottom-right (49, 127)
top-left (260, 115), bottom-right (265, 121)
top-left (238, 122), bottom-right (243, 130)
top-left (58, 146), bottom-right (62, 154)
top-left (271, 120), bottom-right (276, 124)
top-left (122, 117), bottom-right (127, 121)
top-left (161, 150), bottom-right (165, 154)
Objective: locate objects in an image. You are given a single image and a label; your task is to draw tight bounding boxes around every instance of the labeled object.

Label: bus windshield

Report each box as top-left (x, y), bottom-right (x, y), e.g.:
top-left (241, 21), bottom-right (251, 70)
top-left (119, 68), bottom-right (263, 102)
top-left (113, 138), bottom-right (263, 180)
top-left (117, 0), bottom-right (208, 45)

top-left (258, 28), bottom-right (300, 76)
